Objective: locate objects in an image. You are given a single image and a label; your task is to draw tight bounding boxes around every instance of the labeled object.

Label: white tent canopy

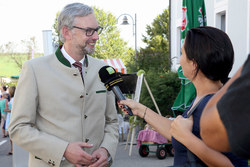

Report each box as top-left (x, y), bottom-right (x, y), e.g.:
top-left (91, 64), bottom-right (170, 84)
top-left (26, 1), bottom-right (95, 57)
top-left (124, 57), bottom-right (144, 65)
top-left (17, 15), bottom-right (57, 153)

top-left (102, 58), bottom-right (127, 74)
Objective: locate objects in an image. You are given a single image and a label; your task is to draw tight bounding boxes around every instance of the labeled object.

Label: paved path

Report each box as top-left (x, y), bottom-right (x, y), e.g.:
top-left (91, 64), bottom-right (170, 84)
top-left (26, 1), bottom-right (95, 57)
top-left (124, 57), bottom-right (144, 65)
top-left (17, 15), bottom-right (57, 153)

top-left (113, 142), bottom-right (174, 167)
top-left (0, 130), bottom-right (174, 167)
top-left (0, 134), bottom-right (12, 167)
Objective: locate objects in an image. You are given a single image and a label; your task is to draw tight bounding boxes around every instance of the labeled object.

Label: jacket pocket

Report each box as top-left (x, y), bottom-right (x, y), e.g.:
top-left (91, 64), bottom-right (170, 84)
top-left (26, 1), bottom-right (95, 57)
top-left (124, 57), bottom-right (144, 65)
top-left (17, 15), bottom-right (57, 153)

top-left (96, 90), bottom-right (106, 93)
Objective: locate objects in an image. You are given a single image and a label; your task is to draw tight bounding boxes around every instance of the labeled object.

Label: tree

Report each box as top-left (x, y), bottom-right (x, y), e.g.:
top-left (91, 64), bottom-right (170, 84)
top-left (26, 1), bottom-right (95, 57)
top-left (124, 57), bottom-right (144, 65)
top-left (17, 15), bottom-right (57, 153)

top-left (92, 7), bottom-right (132, 59)
top-left (136, 9), bottom-right (170, 73)
top-left (21, 36), bottom-right (37, 60)
top-left (52, 6), bottom-right (134, 71)
top-left (4, 42), bottom-right (23, 70)
top-left (52, 11), bottom-right (61, 47)
top-left (135, 9), bottom-right (180, 117)
top-left (0, 44), bottom-right (4, 53)
top-left (140, 71), bottom-right (181, 117)
top-left (2, 37), bottom-right (37, 71)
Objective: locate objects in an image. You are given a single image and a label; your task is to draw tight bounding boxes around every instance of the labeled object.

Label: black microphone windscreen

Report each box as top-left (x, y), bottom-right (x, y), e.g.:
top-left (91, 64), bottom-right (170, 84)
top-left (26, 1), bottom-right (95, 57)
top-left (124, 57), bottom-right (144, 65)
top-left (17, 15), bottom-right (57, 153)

top-left (99, 66), bottom-right (117, 83)
top-left (99, 66), bottom-right (124, 90)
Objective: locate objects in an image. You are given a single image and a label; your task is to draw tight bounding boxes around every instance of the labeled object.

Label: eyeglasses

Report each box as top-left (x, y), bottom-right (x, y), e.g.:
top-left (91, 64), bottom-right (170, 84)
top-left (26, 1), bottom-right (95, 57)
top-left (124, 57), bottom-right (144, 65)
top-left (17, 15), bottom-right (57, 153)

top-left (72, 26), bottom-right (103, 36)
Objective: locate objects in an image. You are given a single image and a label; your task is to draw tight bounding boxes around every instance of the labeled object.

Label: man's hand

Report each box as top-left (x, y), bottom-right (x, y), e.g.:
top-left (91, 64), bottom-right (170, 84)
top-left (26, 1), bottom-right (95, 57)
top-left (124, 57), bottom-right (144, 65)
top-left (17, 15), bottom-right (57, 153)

top-left (64, 142), bottom-right (96, 166)
top-left (89, 147), bottom-right (109, 167)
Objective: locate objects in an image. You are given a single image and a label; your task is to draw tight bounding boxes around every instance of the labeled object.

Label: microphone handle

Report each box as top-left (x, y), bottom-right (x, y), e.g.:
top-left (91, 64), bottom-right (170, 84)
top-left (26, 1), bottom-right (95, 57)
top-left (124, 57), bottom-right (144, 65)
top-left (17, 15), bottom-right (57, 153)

top-left (112, 86), bottom-right (133, 116)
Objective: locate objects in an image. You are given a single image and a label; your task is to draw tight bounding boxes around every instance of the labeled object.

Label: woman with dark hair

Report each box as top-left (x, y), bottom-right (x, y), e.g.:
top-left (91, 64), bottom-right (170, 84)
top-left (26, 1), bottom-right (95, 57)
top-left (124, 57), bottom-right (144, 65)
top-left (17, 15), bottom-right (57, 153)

top-left (118, 26), bottom-right (247, 166)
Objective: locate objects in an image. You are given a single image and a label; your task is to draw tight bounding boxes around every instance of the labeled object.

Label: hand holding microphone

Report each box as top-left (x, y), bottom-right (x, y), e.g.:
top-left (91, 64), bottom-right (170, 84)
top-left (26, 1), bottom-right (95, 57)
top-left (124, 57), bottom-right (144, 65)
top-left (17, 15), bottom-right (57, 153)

top-left (98, 66), bottom-right (133, 116)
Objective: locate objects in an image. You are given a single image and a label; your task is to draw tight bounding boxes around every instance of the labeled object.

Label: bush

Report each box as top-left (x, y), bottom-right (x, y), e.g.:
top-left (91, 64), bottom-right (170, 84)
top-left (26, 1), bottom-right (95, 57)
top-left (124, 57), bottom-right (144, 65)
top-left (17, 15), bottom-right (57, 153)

top-left (140, 71), bottom-right (180, 117)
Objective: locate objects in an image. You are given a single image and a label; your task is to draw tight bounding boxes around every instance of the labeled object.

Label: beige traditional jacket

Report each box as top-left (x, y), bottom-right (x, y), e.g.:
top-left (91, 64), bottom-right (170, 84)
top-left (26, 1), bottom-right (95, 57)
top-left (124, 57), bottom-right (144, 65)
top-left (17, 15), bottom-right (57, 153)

top-left (9, 48), bottom-right (119, 167)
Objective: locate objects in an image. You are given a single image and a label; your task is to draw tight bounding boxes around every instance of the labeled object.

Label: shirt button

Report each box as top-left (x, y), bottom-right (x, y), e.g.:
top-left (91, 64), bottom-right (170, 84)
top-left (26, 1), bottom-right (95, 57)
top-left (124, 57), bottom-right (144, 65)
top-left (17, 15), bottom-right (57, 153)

top-left (80, 95), bottom-right (84, 98)
top-left (84, 115), bottom-right (87, 119)
top-left (85, 138), bottom-right (89, 143)
top-left (73, 73), bottom-right (77, 76)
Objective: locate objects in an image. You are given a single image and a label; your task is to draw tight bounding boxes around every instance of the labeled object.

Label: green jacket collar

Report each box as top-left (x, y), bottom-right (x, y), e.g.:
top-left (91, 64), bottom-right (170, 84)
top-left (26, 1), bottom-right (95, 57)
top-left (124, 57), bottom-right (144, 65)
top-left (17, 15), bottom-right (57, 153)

top-left (55, 47), bottom-right (89, 67)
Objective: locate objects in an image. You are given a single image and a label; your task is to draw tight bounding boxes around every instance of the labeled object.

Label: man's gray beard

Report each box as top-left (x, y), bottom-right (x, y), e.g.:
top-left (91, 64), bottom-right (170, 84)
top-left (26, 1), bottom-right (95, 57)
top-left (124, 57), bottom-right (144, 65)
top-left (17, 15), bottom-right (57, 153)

top-left (80, 45), bottom-right (95, 55)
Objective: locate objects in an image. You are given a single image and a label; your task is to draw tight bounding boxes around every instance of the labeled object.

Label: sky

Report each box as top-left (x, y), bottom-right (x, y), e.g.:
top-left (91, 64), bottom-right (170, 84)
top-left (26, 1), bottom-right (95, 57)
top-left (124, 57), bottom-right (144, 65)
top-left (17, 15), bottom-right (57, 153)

top-left (0, 0), bottom-right (169, 53)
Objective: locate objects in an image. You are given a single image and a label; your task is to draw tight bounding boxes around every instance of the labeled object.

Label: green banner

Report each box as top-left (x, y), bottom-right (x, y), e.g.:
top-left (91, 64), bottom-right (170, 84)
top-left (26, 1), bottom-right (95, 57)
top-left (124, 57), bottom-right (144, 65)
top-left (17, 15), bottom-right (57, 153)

top-left (181, 0), bottom-right (207, 45)
top-left (171, 66), bottom-right (196, 113)
top-left (172, 0), bottom-right (207, 114)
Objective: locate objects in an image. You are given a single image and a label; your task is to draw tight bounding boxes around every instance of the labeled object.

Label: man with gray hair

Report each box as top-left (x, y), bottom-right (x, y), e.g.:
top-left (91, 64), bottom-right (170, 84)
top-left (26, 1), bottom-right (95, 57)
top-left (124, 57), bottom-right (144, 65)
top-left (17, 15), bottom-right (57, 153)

top-left (9, 3), bottom-right (118, 167)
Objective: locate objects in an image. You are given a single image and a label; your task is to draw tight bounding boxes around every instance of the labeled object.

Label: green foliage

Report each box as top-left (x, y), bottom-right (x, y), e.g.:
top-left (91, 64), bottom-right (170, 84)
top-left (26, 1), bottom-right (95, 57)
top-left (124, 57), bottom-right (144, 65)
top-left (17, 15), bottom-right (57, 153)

top-left (128, 116), bottom-right (144, 128)
top-left (52, 11), bottom-right (62, 46)
top-left (132, 8), bottom-right (178, 117)
top-left (137, 69), bottom-right (146, 76)
top-left (140, 71), bottom-right (180, 117)
top-left (5, 82), bottom-right (17, 88)
top-left (135, 9), bottom-right (170, 73)
top-left (92, 7), bottom-right (134, 65)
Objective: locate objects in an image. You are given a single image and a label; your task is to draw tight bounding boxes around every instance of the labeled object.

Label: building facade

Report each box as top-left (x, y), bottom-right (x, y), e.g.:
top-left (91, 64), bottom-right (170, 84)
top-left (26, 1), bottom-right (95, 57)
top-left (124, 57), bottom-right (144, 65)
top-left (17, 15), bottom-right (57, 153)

top-left (170, 0), bottom-right (250, 76)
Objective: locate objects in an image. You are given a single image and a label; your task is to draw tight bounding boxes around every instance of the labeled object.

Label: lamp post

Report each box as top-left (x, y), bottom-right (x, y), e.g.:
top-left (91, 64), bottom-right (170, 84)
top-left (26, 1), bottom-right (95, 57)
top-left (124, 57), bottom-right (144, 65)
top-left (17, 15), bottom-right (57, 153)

top-left (117, 13), bottom-right (137, 60)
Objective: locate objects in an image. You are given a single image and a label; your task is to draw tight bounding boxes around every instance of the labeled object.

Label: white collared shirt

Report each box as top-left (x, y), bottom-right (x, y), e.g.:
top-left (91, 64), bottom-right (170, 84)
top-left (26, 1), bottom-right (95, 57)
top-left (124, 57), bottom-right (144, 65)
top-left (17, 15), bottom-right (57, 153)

top-left (61, 45), bottom-right (84, 73)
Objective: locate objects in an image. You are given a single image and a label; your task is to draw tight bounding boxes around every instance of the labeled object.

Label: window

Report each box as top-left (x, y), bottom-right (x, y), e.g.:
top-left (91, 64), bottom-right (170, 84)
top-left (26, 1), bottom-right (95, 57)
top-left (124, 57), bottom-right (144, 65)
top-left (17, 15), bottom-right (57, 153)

top-left (216, 12), bottom-right (226, 32)
top-left (220, 14), bottom-right (226, 32)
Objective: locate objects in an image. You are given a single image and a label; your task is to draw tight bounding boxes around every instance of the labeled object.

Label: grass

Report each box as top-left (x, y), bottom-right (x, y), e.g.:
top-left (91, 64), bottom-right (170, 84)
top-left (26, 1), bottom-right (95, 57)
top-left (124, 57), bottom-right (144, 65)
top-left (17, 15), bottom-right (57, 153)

top-left (0, 55), bottom-right (21, 77)
top-left (0, 53), bottom-right (43, 77)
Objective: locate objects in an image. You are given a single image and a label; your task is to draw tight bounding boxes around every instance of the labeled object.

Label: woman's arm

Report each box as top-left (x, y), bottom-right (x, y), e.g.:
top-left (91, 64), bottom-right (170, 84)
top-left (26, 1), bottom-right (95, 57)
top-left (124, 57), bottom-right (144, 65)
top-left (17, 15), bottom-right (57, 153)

top-left (3, 99), bottom-right (9, 112)
top-left (3, 108), bottom-right (11, 112)
top-left (171, 116), bottom-right (233, 167)
top-left (118, 99), bottom-right (173, 140)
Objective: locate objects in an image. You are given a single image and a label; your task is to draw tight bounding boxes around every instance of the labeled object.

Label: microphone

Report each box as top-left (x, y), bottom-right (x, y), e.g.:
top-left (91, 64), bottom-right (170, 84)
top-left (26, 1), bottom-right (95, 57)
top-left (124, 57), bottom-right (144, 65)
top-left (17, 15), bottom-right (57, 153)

top-left (98, 66), bottom-right (133, 116)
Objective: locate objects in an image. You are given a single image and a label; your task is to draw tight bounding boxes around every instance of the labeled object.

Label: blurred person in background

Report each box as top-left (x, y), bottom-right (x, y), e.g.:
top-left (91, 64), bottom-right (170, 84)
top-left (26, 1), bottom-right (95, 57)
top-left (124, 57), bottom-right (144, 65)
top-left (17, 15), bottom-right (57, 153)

top-left (4, 86), bottom-right (15, 155)
top-left (0, 91), bottom-right (9, 138)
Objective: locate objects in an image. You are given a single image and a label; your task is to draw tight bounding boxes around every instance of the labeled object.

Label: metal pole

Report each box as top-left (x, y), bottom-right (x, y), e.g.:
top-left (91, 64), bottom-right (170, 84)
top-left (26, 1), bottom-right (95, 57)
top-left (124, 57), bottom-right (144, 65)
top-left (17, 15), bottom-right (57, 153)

top-left (143, 77), bottom-right (162, 116)
top-left (134, 13), bottom-right (137, 60)
top-left (117, 13), bottom-right (137, 65)
top-left (169, 0), bottom-right (172, 69)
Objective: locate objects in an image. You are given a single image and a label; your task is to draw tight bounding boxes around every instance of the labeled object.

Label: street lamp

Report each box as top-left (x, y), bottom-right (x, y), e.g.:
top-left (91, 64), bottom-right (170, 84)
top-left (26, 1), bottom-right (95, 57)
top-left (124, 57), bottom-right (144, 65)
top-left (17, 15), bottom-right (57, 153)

top-left (117, 13), bottom-right (137, 60)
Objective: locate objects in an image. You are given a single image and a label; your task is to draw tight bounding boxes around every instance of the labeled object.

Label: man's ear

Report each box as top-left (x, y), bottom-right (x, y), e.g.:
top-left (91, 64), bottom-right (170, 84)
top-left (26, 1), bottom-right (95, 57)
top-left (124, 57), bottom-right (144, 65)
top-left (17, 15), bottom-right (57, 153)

top-left (62, 26), bottom-right (72, 40)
